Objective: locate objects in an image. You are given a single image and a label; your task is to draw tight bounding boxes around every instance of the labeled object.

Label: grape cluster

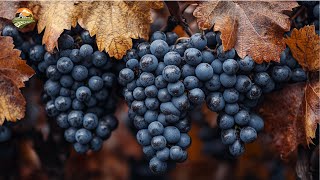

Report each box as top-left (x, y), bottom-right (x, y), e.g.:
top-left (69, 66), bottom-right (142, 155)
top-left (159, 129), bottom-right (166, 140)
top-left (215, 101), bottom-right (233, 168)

top-left (203, 35), bottom-right (306, 156)
top-left (2, 25), bottom-right (120, 153)
top-left (43, 33), bottom-right (120, 153)
top-left (120, 30), bottom-right (308, 167)
top-left (120, 31), bottom-right (200, 174)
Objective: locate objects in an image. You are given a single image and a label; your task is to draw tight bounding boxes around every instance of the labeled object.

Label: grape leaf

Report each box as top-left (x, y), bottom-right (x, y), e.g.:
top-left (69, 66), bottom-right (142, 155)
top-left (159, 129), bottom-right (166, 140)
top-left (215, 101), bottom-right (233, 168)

top-left (36, 1), bottom-right (163, 59)
top-left (0, 36), bottom-right (34, 124)
top-left (193, 1), bottom-right (298, 63)
top-left (37, 1), bottom-right (78, 52)
top-left (259, 75), bottom-right (320, 157)
top-left (284, 25), bottom-right (320, 72)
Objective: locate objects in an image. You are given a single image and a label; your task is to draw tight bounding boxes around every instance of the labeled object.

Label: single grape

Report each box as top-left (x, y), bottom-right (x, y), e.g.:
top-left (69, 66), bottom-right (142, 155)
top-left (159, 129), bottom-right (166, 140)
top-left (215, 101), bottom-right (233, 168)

top-left (163, 126), bottom-right (181, 144)
top-left (234, 110), bottom-right (250, 126)
top-left (195, 63), bottom-right (214, 81)
top-left (205, 74), bottom-right (221, 91)
top-left (54, 96), bottom-right (72, 111)
top-left (223, 88), bottom-right (239, 103)
top-left (136, 129), bottom-right (152, 146)
top-left (68, 110), bottom-right (84, 128)
top-left (137, 42), bottom-right (151, 57)
top-left (150, 40), bottom-right (169, 58)
top-left (92, 51), bottom-right (108, 67)
top-left (206, 92), bottom-right (225, 111)
top-left (246, 85), bottom-right (262, 100)
top-left (238, 56), bottom-right (254, 72)
top-left (205, 32), bottom-right (217, 48)
top-left (229, 140), bottom-right (245, 156)
top-left (248, 113), bottom-right (264, 132)
top-left (183, 76), bottom-right (200, 90)
top-left (83, 113), bottom-right (99, 130)
top-left (72, 65), bottom-right (88, 81)
top-left (149, 157), bottom-right (167, 174)
top-left (202, 50), bottom-right (215, 64)
top-left (188, 88), bottom-right (205, 105)
top-left (73, 142), bottom-right (89, 154)
top-left (221, 129), bottom-right (237, 145)
top-left (184, 48), bottom-right (202, 66)
top-left (224, 103), bottom-right (239, 115)
top-left (144, 110), bottom-right (158, 123)
top-left (91, 136), bottom-right (103, 151)
top-left (181, 64), bottom-right (195, 78)
top-left (162, 65), bottom-right (181, 83)
top-left (151, 31), bottom-right (166, 42)
top-left (223, 59), bottom-right (239, 75)
top-left (88, 76), bottom-right (104, 91)
top-left (218, 114), bottom-right (235, 129)
top-left (151, 135), bottom-right (167, 150)
top-left (167, 81), bottom-right (185, 97)
top-left (291, 68), bottom-right (307, 82)
top-left (148, 121), bottom-right (164, 136)
top-left (75, 128), bottom-right (93, 144)
top-left (64, 127), bottom-right (77, 143)
top-left (156, 147), bottom-right (170, 161)
top-left (79, 44), bottom-right (93, 57)
top-left (140, 54), bottom-right (159, 72)
top-left (139, 72), bottom-right (155, 87)
top-left (189, 33), bottom-right (207, 50)
top-left (58, 34), bottom-right (74, 50)
top-left (220, 73), bottom-right (237, 88)
top-left (240, 126), bottom-right (257, 143)
top-left (96, 121), bottom-right (111, 140)
top-left (76, 86), bottom-right (92, 101)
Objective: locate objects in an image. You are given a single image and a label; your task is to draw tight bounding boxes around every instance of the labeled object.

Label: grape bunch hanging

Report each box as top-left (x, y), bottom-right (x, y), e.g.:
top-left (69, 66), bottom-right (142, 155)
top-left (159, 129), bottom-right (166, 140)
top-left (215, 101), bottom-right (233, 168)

top-left (2, 25), bottom-right (120, 154)
top-left (119, 30), bottom-right (307, 173)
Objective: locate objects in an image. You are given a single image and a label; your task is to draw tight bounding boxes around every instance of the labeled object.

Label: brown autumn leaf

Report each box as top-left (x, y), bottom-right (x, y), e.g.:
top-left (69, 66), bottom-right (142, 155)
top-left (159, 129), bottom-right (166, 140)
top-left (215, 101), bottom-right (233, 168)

top-left (36, 1), bottom-right (163, 59)
top-left (259, 76), bottom-right (320, 157)
top-left (193, 1), bottom-right (298, 63)
top-left (0, 36), bottom-right (35, 124)
top-left (284, 25), bottom-right (320, 72)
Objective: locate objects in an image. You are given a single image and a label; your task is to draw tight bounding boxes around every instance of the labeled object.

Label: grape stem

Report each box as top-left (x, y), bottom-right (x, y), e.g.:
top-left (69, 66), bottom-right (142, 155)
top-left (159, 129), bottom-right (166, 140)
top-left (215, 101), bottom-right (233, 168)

top-left (174, 37), bottom-right (190, 45)
top-left (164, 1), bottom-right (193, 36)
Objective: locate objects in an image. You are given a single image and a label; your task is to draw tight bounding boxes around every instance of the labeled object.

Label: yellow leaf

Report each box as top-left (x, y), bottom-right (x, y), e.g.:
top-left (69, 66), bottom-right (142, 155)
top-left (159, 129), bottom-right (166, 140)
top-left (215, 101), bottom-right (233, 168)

top-left (284, 25), bottom-right (320, 72)
top-left (37, 1), bottom-right (79, 51)
top-left (36, 1), bottom-right (163, 59)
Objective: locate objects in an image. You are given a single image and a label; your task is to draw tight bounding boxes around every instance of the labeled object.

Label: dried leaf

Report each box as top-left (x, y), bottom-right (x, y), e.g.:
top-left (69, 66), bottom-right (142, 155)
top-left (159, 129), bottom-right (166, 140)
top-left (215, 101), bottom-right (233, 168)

top-left (37, 1), bottom-right (79, 51)
top-left (193, 1), bottom-right (298, 63)
top-left (79, 2), bottom-right (163, 59)
top-left (259, 76), bottom-right (320, 157)
top-left (36, 1), bottom-right (163, 59)
top-left (0, 36), bottom-right (35, 124)
top-left (284, 25), bottom-right (320, 72)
